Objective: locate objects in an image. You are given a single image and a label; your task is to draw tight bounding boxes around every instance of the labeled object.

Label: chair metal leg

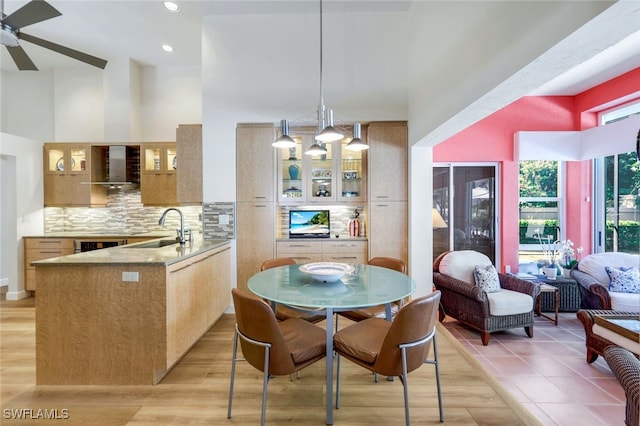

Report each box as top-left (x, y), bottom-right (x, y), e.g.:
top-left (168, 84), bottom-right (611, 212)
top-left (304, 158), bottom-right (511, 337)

top-left (424, 333), bottom-right (444, 422)
top-left (260, 346), bottom-right (270, 426)
top-left (335, 353), bottom-right (342, 409)
top-left (400, 347), bottom-right (411, 426)
top-left (227, 329), bottom-right (239, 419)
top-left (433, 334), bottom-right (444, 422)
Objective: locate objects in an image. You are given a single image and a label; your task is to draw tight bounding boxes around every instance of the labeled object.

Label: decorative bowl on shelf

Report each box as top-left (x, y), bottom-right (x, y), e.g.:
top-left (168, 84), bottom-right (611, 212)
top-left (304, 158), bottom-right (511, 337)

top-left (299, 262), bottom-right (355, 282)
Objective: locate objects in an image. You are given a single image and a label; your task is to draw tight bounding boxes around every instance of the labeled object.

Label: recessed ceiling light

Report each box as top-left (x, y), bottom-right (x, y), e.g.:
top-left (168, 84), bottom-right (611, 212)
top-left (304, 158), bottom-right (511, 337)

top-left (163, 2), bottom-right (180, 12)
top-left (162, 44), bottom-right (174, 53)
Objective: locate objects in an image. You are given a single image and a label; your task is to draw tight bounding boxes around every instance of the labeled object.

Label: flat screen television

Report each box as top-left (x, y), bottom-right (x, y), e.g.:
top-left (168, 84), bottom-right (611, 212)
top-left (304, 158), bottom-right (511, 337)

top-left (289, 209), bottom-right (330, 239)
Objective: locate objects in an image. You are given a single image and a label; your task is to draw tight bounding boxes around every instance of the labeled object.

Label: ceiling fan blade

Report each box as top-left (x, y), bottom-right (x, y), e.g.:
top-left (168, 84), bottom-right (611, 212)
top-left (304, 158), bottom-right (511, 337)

top-left (6, 45), bottom-right (37, 70)
top-left (19, 32), bottom-right (107, 69)
top-left (3, 0), bottom-right (61, 29)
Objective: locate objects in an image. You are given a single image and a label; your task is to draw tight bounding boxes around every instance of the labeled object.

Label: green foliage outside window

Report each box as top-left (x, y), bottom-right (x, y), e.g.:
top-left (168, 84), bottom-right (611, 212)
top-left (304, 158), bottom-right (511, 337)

top-left (605, 220), bottom-right (640, 253)
top-left (519, 161), bottom-right (558, 197)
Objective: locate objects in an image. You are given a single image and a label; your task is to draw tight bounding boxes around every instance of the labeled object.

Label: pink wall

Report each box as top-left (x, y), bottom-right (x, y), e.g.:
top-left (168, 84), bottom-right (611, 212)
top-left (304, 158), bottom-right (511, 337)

top-left (434, 67), bottom-right (640, 271)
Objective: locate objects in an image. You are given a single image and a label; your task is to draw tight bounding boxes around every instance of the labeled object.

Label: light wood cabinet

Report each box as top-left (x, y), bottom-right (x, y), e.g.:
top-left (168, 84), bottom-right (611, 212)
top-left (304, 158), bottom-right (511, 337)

top-left (236, 123), bottom-right (275, 202)
top-left (276, 240), bottom-right (367, 264)
top-left (367, 122), bottom-right (408, 266)
top-left (166, 247), bottom-right (230, 366)
top-left (236, 123), bottom-right (277, 291)
top-left (43, 143), bottom-right (106, 207)
top-left (176, 124), bottom-right (203, 204)
top-left (236, 202), bottom-right (275, 292)
top-left (368, 201), bottom-right (408, 266)
top-left (368, 122), bottom-right (407, 201)
top-left (24, 238), bottom-right (74, 291)
top-left (35, 243), bottom-right (230, 385)
top-left (140, 142), bottom-right (177, 205)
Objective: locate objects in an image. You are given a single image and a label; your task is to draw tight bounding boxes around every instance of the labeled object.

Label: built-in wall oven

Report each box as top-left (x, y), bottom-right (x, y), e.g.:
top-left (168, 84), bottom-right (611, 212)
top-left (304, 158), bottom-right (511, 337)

top-left (73, 239), bottom-right (128, 253)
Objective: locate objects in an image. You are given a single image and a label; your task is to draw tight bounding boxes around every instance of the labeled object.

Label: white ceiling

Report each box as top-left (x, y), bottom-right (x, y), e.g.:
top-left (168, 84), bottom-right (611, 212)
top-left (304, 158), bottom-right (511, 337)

top-left (1, 0), bottom-right (639, 101)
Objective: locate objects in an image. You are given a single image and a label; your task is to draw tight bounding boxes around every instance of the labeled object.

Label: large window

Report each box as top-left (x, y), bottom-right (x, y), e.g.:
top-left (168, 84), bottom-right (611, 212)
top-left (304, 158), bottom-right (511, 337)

top-left (594, 102), bottom-right (640, 255)
top-left (518, 160), bottom-right (563, 262)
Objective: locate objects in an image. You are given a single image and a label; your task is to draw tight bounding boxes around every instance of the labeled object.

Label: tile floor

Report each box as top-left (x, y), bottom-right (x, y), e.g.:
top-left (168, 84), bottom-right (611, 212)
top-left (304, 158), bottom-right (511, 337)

top-left (442, 312), bottom-right (627, 426)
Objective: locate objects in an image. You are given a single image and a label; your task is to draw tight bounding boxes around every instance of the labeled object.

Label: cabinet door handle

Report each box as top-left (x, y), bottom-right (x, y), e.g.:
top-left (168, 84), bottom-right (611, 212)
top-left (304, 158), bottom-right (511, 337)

top-left (376, 204), bottom-right (389, 207)
top-left (254, 205), bottom-right (267, 208)
top-left (289, 244), bottom-right (311, 248)
top-left (328, 256), bottom-right (358, 260)
top-left (375, 195), bottom-right (389, 199)
top-left (254, 196), bottom-right (267, 199)
top-left (40, 240), bottom-right (64, 244)
top-left (39, 251), bottom-right (62, 255)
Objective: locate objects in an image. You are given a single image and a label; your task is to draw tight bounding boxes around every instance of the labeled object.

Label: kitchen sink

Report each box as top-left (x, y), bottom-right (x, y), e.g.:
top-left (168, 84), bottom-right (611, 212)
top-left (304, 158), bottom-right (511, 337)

top-left (130, 239), bottom-right (179, 249)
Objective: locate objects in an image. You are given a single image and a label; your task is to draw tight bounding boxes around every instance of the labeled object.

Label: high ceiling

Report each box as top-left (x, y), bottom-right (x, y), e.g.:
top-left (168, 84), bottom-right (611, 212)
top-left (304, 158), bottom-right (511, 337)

top-left (1, 0), bottom-right (639, 97)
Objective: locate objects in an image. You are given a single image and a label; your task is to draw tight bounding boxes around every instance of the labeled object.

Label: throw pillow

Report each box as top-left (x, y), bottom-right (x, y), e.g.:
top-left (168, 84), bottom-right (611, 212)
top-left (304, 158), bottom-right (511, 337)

top-left (473, 264), bottom-right (501, 293)
top-left (605, 266), bottom-right (640, 294)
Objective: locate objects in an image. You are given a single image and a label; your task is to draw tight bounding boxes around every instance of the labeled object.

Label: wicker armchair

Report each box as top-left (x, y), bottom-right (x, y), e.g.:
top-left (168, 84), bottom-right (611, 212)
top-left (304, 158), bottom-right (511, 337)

top-left (433, 251), bottom-right (540, 346)
top-left (576, 309), bottom-right (638, 363)
top-left (603, 346), bottom-right (639, 426)
top-left (571, 252), bottom-right (640, 311)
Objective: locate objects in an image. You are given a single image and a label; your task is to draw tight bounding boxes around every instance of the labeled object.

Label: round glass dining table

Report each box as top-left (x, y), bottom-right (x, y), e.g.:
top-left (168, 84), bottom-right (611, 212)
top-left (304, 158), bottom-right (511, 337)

top-left (248, 263), bottom-right (416, 425)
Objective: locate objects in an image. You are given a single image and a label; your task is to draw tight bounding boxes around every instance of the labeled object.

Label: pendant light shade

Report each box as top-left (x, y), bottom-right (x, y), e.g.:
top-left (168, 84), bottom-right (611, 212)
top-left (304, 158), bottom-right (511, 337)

top-left (273, 119), bottom-right (297, 148)
top-left (316, 108), bottom-right (343, 142)
top-left (305, 141), bottom-right (327, 156)
top-left (345, 122), bottom-right (369, 151)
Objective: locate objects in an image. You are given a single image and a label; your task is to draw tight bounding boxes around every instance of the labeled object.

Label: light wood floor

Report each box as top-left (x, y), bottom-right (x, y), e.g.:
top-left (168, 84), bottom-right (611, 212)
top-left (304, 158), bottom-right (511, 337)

top-left (1, 297), bottom-right (538, 425)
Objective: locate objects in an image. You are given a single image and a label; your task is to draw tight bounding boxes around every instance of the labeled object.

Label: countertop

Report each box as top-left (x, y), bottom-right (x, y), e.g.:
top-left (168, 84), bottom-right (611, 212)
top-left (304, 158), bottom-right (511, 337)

top-left (32, 236), bottom-right (230, 267)
top-left (25, 231), bottom-right (174, 239)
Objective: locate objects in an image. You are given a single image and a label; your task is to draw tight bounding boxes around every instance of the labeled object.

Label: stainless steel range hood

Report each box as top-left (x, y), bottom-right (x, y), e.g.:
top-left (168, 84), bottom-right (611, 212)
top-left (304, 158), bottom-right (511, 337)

top-left (87, 145), bottom-right (139, 187)
top-left (107, 145), bottom-right (132, 185)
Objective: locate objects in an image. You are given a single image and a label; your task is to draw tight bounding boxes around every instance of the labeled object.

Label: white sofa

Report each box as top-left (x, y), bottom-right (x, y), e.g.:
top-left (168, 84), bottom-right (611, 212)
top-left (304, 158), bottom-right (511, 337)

top-left (571, 252), bottom-right (640, 312)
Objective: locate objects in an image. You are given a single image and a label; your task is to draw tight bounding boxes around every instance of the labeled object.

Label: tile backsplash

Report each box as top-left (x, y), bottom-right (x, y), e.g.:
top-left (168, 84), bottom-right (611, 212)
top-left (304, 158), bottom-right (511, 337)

top-left (44, 187), bottom-right (202, 235)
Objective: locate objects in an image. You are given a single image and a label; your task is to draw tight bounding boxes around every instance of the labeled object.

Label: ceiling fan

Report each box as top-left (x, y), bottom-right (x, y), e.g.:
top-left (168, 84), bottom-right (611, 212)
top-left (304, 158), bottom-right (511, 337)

top-left (0, 0), bottom-right (107, 70)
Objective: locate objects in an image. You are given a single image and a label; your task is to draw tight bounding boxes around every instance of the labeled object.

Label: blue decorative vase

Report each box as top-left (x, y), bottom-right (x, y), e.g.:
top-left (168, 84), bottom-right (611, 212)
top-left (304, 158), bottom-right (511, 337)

top-left (288, 164), bottom-right (299, 180)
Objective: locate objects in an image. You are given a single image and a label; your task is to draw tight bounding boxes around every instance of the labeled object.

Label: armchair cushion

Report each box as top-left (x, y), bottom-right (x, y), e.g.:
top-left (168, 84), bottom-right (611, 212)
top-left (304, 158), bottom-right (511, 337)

top-left (487, 289), bottom-right (534, 316)
top-left (578, 252), bottom-right (639, 285)
top-left (473, 264), bottom-right (501, 293)
top-left (574, 252), bottom-right (640, 311)
top-left (439, 250), bottom-right (492, 284)
top-left (610, 292), bottom-right (640, 313)
top-left (606, 266), bottom-right (640, 294)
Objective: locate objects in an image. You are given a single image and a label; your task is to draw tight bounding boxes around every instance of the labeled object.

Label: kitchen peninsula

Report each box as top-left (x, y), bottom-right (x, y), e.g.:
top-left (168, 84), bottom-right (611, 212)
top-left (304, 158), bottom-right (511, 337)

top-left (33, 237), bottom-right (230, 385)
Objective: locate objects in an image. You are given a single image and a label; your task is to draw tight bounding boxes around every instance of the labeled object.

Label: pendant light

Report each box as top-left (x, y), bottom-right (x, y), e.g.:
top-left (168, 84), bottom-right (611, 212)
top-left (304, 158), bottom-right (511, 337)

top-left (345, 122), bottom-right (369, 151)
top-left (310, 0), bottom-right (343, 151)
top-left (272, 119), bottom-right (296, 148)
top-left (275, 0), bottom-right (345, 154)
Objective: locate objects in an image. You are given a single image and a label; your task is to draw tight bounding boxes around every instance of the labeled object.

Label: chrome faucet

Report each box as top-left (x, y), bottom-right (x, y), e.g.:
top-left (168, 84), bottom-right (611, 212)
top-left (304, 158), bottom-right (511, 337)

top-left (159, 208), bottom-right (186, 244)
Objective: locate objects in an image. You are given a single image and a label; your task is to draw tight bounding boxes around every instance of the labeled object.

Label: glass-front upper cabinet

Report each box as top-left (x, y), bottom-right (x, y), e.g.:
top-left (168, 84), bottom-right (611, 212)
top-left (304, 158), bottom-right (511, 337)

top-left (308, 141), bottom-right (334, 201)
top-left (44, 143), bottom-right (89, 175)
top-left (142, 143), bottom-right (176, 174)
top-left (338, 134), bottom-right (367, 202)
top-left (278, 136), bottom-right (304, 201)
top-left (276, 125), bottom-right (367, 203)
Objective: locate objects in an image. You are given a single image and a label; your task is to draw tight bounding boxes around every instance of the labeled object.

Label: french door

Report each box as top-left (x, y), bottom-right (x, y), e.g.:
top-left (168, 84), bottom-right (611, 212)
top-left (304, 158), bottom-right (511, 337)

top-left (433, 163), bottom-right (499, 264)
top-left (593, 151), bottom-right (640, 254)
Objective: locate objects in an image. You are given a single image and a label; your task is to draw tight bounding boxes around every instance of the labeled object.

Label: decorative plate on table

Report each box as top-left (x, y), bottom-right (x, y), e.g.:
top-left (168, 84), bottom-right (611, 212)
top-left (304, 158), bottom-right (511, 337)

top-left (299, 262), bottom-right (355, 282)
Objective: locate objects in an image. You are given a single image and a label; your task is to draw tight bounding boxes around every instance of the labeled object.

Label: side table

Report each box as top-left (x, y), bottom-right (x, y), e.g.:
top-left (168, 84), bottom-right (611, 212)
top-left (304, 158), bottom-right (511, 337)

top-left (535, 275), bottom-right (581, 312)
top-left (536, 283), bottom-right (558, 325)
